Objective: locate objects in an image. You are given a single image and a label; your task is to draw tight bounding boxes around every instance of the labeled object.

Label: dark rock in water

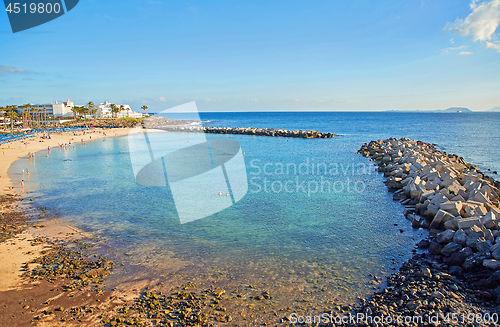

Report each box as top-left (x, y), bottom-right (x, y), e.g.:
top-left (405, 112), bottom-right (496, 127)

top-left (492, 286), bottom-right (500, 297)
top-left (440, 242), bottom-right (462, 256)
top-left (492, 246), bottom-right (500, 260)
top-left (444, 247), bottom-right (473, 266)
top-left (486, 271), bottom-right (500, 288)
top-left (476, 271), bottom-right (500, 290)
top-left (483, 259), bottom-right (500, 270)
top-left (416, 239), bottom-right (430, 248)
top-left (476, 240), bottom-right (492, 254)
top-left (428, 241), bottom-right (443, 254)
top-left (462, 252), bottom-right (487, 271)
top-left (449, 265), bottom-right (464, 275)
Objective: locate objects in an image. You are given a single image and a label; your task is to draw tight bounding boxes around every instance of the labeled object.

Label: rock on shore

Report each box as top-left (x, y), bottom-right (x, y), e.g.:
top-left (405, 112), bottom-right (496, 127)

top-left (358, 138), bottom-right (500, 307)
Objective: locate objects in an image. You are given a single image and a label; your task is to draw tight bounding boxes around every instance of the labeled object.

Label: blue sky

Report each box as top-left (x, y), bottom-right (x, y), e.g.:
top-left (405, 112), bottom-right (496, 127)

top-left (1, 0), bottom-right (499, 111)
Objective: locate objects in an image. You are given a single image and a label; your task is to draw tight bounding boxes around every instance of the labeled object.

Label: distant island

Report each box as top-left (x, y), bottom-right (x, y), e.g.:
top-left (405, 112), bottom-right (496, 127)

top-left (489, 106), bottom-right (500, 112)
top-left (385, 107), bottom-right (473, 113)
top-left (440, 107), bottom-right (473, 113)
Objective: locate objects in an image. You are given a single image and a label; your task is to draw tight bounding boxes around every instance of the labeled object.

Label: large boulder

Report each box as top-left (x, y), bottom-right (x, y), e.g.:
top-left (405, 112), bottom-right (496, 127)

top-left (483, 271), bottom-right (500, 288)
top-left (464, 203), bottom-right (488, 217)
top-left (476, 239), bottom-right (492, 254)
top-left (457, 217), bottom-right (482, 229)
top-left (453, 229), bottom-right (468, 246)
top-left (466, 226), bottom-right (486, 250)
top-left (444, 218), bottom-right (459, 230)
top-left (484, 259), bottom-right (500, 270)
top-left (444, 247), bottom-right (473, 266)
top-left (430, 210), bottom-right (455, 229)
top-left (441, 242), bottom-right (463, 257)
top-left (463, 252), bottom-right (487, 271)
top-left (484, 228), bottom-right (494, 242)
top-left (423, 204), bottom-right (440, 219)
top-left (431, 193), bottom-right (449, 206)
top-left (481, 211), bottom-right (497, 229)
top-left (469, 191), bottom-right (491, 204)
top-left (436, 229), bottom-right (455, 244)
top-left (493, 246), bottom-right (500, 260)
top-left (439, 201), bottom-right (463, 217)
top-left (428, 241), bottom-right (443, 255)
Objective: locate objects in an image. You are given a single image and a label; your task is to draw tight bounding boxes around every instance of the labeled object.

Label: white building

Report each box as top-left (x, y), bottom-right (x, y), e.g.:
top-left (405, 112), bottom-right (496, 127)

top-left (98, 101), bottom-right (143, 118)
top-left (28, 99), bottom-right (74, 117)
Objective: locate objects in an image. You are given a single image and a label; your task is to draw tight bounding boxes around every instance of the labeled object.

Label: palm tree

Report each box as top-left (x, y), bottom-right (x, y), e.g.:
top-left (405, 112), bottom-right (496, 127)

top-left (119, 105), bottom-right (125, 118)
top-left (86, 101), bottom-right (94, 124)
top-left (71, 106), bottom-right (79, 120)
top-left (141, 105), bottom-right (148, 113)
top-left (32, 108), bottom-right (40, 129)
top-left (7, 107), bottom-right (19, 132)
top-left (91, 108), bottom-right (97, 122)
top-left (26, 104), bottom-right (32, 128)
top-left (20, 106), bottom-right (28, 129)
top-left (111, 104), bottom-right (119, 118)
top-left (43, 108), bottom-right (47, 127)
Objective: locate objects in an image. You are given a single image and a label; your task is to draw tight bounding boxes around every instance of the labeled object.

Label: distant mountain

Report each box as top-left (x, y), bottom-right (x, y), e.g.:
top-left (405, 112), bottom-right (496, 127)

top-left (489, 106), bottom-right (500, 112)
top-left (441, 107), bottom-right (472, 113)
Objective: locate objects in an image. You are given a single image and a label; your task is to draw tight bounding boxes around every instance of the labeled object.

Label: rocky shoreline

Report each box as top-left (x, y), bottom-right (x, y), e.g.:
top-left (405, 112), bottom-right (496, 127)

top-left (346, 138), bottom-right (500, 326)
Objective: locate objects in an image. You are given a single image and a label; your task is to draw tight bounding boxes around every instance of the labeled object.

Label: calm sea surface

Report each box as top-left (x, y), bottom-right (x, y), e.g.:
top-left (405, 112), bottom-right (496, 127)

top-left (8, 111), bottom-right (500, 306)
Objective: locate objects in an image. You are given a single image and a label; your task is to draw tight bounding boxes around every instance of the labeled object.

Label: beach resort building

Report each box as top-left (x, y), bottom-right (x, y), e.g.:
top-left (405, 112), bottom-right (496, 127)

top-left (18, 99), bottom-right (75, 117)
top-left (97, 101), bottom-right (143, 118)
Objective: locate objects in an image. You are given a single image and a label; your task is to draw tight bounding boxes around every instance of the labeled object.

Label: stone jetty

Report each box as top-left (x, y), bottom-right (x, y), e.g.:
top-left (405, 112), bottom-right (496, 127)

top-left (143, 117), bottom-right (336, 138)
top-left (358, 137), bottom-right (500, 305)
top-left (169, 126), bottom-right (336, 138)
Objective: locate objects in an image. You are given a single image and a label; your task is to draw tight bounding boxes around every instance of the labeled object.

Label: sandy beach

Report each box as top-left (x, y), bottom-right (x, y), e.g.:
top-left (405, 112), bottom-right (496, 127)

top-left (0, 127), bottom-right (134, 326)
top-left (0, 127), bottom-right (132, 288)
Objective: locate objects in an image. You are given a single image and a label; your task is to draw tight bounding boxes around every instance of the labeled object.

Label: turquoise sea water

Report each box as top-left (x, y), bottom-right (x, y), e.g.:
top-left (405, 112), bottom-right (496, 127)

top-left (8, 111), bottom-right (500, 305)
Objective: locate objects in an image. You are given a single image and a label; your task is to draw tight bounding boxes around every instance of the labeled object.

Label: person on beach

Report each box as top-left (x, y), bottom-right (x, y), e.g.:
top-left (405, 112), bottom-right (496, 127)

top-left (21, 180), bottom-right (24, 188)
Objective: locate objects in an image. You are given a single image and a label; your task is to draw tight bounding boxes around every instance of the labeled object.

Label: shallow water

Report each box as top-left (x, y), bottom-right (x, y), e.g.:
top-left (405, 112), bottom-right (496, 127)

top-left (8, 111), bottom-right (500, 307)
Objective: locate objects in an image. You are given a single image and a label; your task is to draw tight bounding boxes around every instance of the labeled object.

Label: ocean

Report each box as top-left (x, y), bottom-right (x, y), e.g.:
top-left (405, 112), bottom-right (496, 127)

top-left (8, 111), bottom-right (500, 307)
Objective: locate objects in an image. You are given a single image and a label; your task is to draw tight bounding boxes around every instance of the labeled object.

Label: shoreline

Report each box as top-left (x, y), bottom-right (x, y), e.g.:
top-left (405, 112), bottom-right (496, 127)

top-left (0, 127), bottom-right (136, 326)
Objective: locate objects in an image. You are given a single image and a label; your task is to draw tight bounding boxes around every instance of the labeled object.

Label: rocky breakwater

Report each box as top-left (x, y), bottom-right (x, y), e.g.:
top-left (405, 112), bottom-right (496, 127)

top-left (143, 116), bottom-right (336, 138)
top-left (151, 125), bottom-right (336, 138)
top-left (358, 138), bottom-right (500, 305)
top-left (203, 126), bottom-right (336, 138)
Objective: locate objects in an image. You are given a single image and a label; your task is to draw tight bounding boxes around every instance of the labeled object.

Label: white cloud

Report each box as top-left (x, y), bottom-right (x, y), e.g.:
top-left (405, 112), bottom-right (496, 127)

top-left (486, 40), bottom-right (500, 51)
top-left (450, 0), bottom-right (500, 41)
top-left (458, 51), bottom-right (474, 55)
top-left (442, 45), bottom-right (468, 54)
top-left (446, 0), bottom-right (500, 53)
top-left (158, 96), bottom-right (167, 102)
top-left (0, 65), bottom-right (35, 75)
